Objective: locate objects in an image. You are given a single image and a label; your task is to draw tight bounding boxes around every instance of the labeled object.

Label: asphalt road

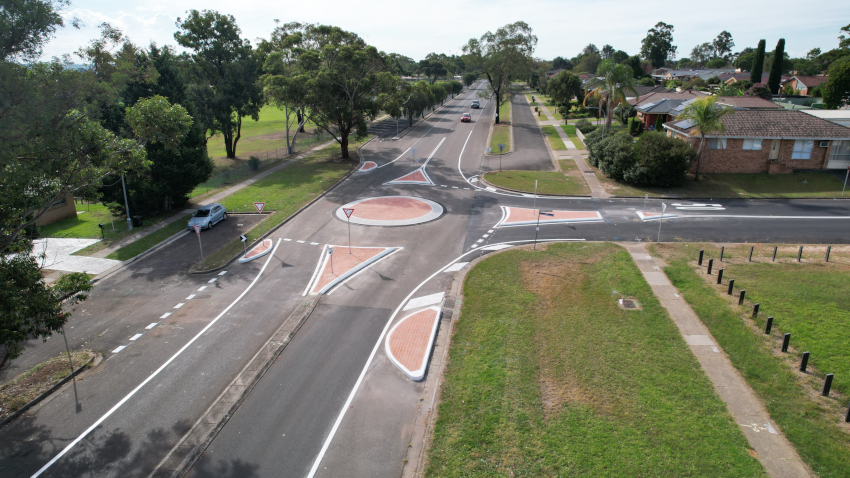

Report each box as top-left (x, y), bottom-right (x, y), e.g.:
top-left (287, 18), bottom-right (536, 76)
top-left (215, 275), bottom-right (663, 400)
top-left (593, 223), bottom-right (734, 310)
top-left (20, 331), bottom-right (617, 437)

top-left (3, 79), bottom-right (849, 478)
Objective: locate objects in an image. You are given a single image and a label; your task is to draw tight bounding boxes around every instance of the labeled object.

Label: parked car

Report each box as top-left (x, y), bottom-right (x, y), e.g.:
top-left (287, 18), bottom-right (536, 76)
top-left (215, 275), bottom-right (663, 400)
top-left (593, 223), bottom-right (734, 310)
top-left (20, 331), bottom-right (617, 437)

top-left (188, 203), bottom-right (227, 230)
top-left (471, 100), bottom-right (480, 109)
top-left (461, 113), bottom-right (471, 122)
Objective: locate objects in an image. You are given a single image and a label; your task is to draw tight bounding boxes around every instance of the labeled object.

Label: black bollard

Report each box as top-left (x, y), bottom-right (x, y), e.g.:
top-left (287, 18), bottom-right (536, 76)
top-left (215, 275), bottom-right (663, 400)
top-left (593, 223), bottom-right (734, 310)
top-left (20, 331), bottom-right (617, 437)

top-left (739, 290), bottom-right (746, 305)
top-left (765, 316), bottom-right (773, 334)
top-left (727, 279), bottom-right (735, 295)
top-left (707, 259), bottom-right (713, 274)
top-left (720, 246), bottom-right (725, 262)
top-left (822, 374), bottom-right (834, 396)
top-left (825, 246), bottom-right (831, 262)
top-left (749, 246), bottom-right (754, 262)
top-left (845, 401), bottom-right (850, 423)
top-left (698, 249), bottom-right (704, 265)
top-left (798, 246), bottom-right (803, 262)
top-left (772, 246), bottom-right (777, 262)
top-left (800, 352), bottom-right (810, 372)
top-left (717, 268), bottom-right (724, 284)
top-left (782, 333), bottom-right (791, 352)
top-left (752, 303), bottom-right (759, 317)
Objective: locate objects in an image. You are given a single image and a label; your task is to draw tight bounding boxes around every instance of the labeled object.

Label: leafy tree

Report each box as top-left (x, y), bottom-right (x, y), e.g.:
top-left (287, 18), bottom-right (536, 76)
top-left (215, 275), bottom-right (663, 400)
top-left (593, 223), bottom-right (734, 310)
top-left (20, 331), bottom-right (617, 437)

top-left (552, 56), bottom-right (569, 70)
top-left (546, 70), bottom-right (582, 109)
top-left (581, 44), bottom-right (600, 57)
top-left (595, 132), bottom-right (636, 180)
top-left (175, 10), bottom-right (262, 159)
top-left (641, 22), bottom-right (677, 68)
top-left (822, 56), bottom-right (850, 108)
top-left (665, 79), bottom-right (682, 89)
top-left (735, 50), bottom-right (755, 72)
top-left (623, 55), bottom-right (644, 78)
top-left (584, 60), bottom-right (638, 132)
top-left (706, 76), bottom-right (721, 85)
top-left (767, 38), bottom-right (786, 94)
top-left (807, 48), bottom-right (822, 61)
top-left (573, 53), bottom-right (601, 74)
top-left (750, 40), bottom-right (766, 82)
top-left (746, 82), bottom-right (772, 99)
top-left (840, 23), bottom-right (850, 49)
top-left (386, 52), bottom-right (416, 76)
top-left (691, 43), bottom-right (713, 66)
top-left (653, 115), bottom-right (665, 131)
top-left (401, 80), bottom-right (434, 126)
top-left (611, 50), bottom-right (629, 64)
top-left (463, 72), bottom-right (477, 87)
top-left (625, 132), bottom-right (696, 187)
top-left (463, 21), bottom-right (537, 124)
top-left (601, 44), bottom-right (615, 59)
top-left (675, 96), bottom-right (734, 180)
top-left (638, 76), bottom-right (656, 86)
top-left (418, 58), bottom-right (446, 84)
top-left (293, 25), bottom-right (389, 159)
top-left (677, 58), bottom-right (695, 69)
top-left (683, 77), bottom-right (708, 90)
top-left (0, 0), bottom-right (72, 62)
top-left (448, 80), bottom-right (463, 97)
top-left (712, 31), bottom-right (735, 61)
top-left (812, 48), bottom-right (850, 74)
top-left (706, 58), bottom-right (727, 68)
top-left (429, 82), bottom-right (446, 106)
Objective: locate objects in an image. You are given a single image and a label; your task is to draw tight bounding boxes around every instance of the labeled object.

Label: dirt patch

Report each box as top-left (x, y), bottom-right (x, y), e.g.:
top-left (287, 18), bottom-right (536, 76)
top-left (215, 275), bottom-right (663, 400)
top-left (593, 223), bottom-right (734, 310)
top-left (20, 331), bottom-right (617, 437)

top-left (0, 350), bottom-right (95, 421)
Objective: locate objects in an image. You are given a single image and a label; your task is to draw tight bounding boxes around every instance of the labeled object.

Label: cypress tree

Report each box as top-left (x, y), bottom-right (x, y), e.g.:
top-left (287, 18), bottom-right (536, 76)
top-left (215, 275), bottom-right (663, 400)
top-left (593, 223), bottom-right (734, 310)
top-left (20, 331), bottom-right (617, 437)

top-left (750, 39), bottom-right (765, 83)
top-left (654, 115), bottom-right (665, 132)
top-left (768, 39), bottom-right (785, 94)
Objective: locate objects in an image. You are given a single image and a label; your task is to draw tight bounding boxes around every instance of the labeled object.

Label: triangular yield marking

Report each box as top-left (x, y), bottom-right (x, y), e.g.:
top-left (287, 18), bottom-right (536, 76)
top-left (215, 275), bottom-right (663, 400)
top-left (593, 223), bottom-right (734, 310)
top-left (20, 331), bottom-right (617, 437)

top-left (384, 167), bottom-right (434, 186)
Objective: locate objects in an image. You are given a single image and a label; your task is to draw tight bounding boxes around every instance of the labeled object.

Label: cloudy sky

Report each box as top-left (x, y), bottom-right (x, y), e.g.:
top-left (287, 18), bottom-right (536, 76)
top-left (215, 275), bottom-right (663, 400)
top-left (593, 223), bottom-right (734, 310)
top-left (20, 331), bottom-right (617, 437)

top-left (42, 0), bottom-right (849, 63)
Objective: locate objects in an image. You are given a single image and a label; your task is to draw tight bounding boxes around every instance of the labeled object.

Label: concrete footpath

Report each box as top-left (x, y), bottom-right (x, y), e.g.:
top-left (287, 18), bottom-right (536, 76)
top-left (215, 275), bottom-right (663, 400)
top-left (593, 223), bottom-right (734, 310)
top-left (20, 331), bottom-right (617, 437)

top-left (623, 242), bottom-right (810, 478)
top-left (91, 140), bottom-right (335, 259)
top-left (529, 93), bottom-right (610, 198)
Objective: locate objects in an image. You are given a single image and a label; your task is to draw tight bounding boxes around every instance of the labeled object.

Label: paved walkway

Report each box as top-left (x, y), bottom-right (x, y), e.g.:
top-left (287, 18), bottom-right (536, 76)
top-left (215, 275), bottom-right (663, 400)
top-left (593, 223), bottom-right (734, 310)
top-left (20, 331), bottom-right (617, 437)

top-left (32, 238), bottom-right (121, 275)
top-left (530, 93), bottom-right (610, 198)
top-left (90, 140), bottom-right (336, 259)
top-left (623, 242), bottom-right (810, 478)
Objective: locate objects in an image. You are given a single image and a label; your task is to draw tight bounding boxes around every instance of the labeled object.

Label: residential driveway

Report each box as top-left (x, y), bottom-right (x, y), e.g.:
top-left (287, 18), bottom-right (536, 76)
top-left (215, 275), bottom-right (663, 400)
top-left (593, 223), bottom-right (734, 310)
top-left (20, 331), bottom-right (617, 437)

top-left (31, 238), bottom-right (120, 275)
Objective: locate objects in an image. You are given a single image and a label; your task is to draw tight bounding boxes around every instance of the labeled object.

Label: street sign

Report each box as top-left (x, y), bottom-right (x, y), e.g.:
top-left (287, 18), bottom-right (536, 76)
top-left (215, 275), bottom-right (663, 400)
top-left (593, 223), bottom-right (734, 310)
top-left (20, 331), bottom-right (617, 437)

top-left (343, 208), bottom-right (355, 218)
top-left (253, 202), bottom-right (266, 214)
top-left (193, 224), bottom-right (201, 236)
top-left (240, 234), bottom-right (247, 242)
top-left (498, 143), bottom-right (505, 153)
top-left (329, 247), bottom-right (333, 255)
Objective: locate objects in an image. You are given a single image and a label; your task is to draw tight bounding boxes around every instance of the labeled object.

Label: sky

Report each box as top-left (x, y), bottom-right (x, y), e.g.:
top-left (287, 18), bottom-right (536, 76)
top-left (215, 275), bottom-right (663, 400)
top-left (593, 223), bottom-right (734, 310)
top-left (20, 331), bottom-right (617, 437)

top-left (41, 0), bottom-right (850, 63)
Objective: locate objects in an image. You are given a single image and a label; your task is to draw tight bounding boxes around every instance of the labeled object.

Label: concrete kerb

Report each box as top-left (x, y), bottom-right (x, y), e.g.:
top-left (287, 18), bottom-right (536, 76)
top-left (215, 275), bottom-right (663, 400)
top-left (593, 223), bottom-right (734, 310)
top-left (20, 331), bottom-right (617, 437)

top-left (477, 175), bottom-right (590, 198)
top-left (315, 246), bottom-right (399, 295)
top-left (151, 294), bottom-right (321, 478)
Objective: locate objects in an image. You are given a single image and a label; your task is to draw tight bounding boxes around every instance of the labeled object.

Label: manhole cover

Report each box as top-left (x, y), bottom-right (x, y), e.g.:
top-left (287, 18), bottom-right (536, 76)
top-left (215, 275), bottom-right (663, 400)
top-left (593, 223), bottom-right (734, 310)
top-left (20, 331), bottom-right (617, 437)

top-left (618, 298), bottom-right (641, 310)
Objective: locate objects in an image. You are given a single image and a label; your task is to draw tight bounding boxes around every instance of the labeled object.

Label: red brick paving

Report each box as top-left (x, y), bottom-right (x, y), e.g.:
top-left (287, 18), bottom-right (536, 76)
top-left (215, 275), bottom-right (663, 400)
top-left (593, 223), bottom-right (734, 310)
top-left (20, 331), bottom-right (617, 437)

top-left (311, 246), bottom-right (386, 294)
top-left (350, 197), bottom-right (432, 221)
top-left (360, 161), bottom-right (377, 171)
top-left (504, 208), bottom-right (600, 224)
top-left (387, 308), bottom-right (440, 375)
top-left (391, 169), bottom-right (428, 183)
top-left (244, 239), bottom-right (272, 260)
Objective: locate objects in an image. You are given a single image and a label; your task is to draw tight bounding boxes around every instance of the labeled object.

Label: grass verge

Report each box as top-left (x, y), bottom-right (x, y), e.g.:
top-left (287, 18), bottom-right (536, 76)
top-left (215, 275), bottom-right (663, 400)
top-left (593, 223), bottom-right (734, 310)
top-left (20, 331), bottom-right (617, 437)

top-left (105, 216), bottom-right (192, 261)
top-left (561, 124), bottom-right (586, 150)
top-left (541, 125), bottom-right (566, 151)
top-left (197, 139), bottom-right (366, 270)
top-left (489, 101), bottom-right (512, 154)
top-left (426, 243), bottom-right (765, 477)
top-left (483, 162), bottom-right (590, 195)
top-left (650, 243), bottom-right (850, 478)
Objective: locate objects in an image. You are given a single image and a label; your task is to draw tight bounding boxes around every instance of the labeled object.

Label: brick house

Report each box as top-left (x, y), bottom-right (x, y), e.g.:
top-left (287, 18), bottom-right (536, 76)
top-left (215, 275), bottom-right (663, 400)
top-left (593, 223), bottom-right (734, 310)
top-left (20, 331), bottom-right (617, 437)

top-left (663, 110), bottom-right (850, 174)
top-left (35, 191), bottom-right (77, 226)
top-left (631, 91), bottom-right (709, 130)
top-left (783, 75), bottom-right (829, 95)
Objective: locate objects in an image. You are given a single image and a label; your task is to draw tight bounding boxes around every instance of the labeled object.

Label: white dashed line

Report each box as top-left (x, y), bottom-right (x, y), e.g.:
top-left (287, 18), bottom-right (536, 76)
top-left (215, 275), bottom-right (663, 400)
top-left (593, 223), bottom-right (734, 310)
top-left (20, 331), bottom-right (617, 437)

top-left (463, 188), bottom-right (470, 190)
top-left (452, 186), bottom-right (458, 189)
top-left (208, 278), bottom-right (217, 284)
top-left (482, 234), bottom-right (489, 238)
top-left (146, 323), bottom-right (158, 330)
top-left (284, 238), bottom-right (292, 241)
top-left (488, 230), bottom-right (494, 233)
top-left (476, 239), bottom-right (483, 243)
top-left (218, 271), bottom-right (227, 276)
top-left (310, 242), bottom-right (319, 245)
top-left (173, 303), bottom-right (184, 309)
top-left (297, 240), bottom-right (305, 243)
top-left (186, 294), bottom-right (196, 300)
top-left (160, 313), bottom-right (171, 319)
top-left (111, 345), bottom-right (126, 354)
top-left (197, 286), bottom-right (206, 291)
top-left (129, 334), bottom-right (143, 341)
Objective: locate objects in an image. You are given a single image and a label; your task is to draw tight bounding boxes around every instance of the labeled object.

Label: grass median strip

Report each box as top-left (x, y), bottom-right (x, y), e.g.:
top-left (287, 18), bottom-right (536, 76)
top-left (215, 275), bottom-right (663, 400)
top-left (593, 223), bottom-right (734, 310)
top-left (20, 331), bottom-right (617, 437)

top-left (489, 101), bottom-right (511, 154)
top-left (650, 243), bottom-right (850, 478)
top-left (426, 243), bottom-right (765, 477)
top-left (105, 216), bottom-right (192, 261)
top-left (541, 125), bottom-right (566, 150)
top-left (561, 124), bottom-right (585, 150)
top-left (483, 161), bottom-right (590, 196)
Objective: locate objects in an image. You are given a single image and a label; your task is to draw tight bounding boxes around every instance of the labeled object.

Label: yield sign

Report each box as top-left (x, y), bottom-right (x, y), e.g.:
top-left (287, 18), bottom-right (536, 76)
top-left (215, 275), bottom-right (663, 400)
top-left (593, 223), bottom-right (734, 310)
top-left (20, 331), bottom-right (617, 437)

top-left (193, 224), bottom-right (201, 236)
top-left (253, 202), bottom-right (266, 214)
top-left (343, 208), bottom-right (355, 218)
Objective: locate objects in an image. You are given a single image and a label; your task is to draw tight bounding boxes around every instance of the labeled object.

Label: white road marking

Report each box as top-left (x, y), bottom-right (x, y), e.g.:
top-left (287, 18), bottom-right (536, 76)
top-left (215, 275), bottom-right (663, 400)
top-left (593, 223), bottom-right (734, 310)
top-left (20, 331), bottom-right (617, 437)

top-left (218, 271), bottom-right (227, 276)
top-left (284, 238), bottom-right (292, 241)
top-left (160, 313), bottom-right (171, 319)
top-left (208, 278), bottom-right (217, 283)
top-left (173, 303), bottom-right (184, 309)
top-left (310, 242), bottom-right (319, 245)
top-left (452, 186), bottom-right (458, 189)
top-left (482, 234), bottom-right (489, 238)
top-left (129, 334), bottom-right (143, 341)
top-left (146, 323), bottom-right (158, 330)
top-left (186, 294), bottom-right (195, 300)
top-left (297, 240), bottom-right (305, 243)
top-left (476, 239), bottom-right (483, 243)
top-left (402, 292), bottom-right (445, 311)
top-left (485, 187), bottom-right (496, 192)
top-left (463, 187), bottom-right (470, 190)
top-left (111, 346), bottom-right (126, 354)
top-left (32, 239), bottom-right (283, 478)
top-left (488, 229), bottom-right (494, 233)
top-left (443, 262), bottom-right (468, 272)
top-left (197, 286), bottom-right (206, 291)
top-left (470, 177), bottom-right (478, 183)
top-left (440, 185), bottom-right (448, 187)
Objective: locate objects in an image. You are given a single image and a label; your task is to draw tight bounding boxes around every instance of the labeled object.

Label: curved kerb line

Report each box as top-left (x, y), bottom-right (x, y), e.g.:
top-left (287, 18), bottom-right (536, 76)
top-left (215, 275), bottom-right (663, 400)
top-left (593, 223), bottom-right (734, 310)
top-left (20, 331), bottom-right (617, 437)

top-left (31, 238), bottom-right (283, 478)
top-left (305, 236), bottom-right (585, 478)
top-left (384, 306), bottom-right (442, 381)
top-left (303, 244), bottom-right (330, 297)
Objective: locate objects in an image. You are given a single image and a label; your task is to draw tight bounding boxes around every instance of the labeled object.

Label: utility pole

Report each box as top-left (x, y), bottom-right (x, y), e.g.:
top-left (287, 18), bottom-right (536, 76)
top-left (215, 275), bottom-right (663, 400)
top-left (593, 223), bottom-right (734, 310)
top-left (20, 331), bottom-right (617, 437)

top-left (122, 174), bottom-right (132, 231)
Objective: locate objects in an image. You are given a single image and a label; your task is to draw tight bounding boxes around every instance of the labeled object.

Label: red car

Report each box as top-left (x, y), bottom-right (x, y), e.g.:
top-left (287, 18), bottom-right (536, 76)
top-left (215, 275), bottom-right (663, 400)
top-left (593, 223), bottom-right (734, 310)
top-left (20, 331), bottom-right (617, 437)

top-left (461, 113), bottom-right (471, 122)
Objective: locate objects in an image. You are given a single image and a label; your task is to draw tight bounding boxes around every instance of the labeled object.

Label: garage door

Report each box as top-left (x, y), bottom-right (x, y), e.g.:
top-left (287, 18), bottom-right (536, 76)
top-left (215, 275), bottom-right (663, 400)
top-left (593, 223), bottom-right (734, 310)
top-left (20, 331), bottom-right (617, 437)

top-left (827, 141), bottom-right (850, 169)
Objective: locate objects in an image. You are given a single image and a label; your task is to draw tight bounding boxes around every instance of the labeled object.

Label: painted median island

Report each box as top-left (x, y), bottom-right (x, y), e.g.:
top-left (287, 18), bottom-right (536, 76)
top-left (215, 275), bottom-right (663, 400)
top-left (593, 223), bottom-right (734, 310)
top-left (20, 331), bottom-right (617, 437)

top-left (424, 243), bottom-right (766, 476)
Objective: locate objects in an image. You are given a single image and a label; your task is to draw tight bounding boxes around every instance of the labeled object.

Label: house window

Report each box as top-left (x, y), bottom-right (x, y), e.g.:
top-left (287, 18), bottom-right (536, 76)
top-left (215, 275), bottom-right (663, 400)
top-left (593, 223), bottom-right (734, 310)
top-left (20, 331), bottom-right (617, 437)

top-left (742, 139), bottom-right (762, 151)
top-left (830, 141), bottom-right (850, 162)
top-left (709, 138), bottom-right (727, 150)
top-left (791, 140), bottom-right (814, 159)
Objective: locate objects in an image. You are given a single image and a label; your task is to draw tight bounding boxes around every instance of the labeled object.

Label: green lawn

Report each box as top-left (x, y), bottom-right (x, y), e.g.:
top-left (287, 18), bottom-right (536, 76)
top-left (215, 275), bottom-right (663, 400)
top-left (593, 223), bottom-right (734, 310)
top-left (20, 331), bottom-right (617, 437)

top-left (489, 101), bottom-right (512, 154)
top-left (199, 139), bottom-right (366, 269)
top-left (105, 216), bottom-right (192, 261)
top-left (483, 162), bottom-right (590, 196)
top-left (594, 170), bottom-right (848, 198)
top-left (560, 124), bottom-right (585, 150)
top-left (426, 243), bottom-right (765, 477)
top-left (206, 105), bottom-right (323, 160)
top-left (650, 243), bottom-right (850, 478)
top-left (541, 125), bottom-right (566, 150)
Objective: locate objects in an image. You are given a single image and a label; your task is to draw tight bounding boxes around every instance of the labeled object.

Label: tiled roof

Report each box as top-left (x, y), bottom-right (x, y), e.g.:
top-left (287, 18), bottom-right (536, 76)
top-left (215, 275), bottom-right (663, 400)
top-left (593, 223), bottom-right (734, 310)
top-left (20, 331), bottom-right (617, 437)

top-left (664, 110), bottom-right (850, 139)
top-left (790, 75), bottom-right (829, 88)
top-left (628, 90), bottom-right (709, 106)
top-left (631, 85), bottom-right (672, 97)
top-left (715, 96), bottom-right (783, 109)
top-left (636, 98), bottom-right (689, 114)
top-left (720, 72), bottom-right (791, 84)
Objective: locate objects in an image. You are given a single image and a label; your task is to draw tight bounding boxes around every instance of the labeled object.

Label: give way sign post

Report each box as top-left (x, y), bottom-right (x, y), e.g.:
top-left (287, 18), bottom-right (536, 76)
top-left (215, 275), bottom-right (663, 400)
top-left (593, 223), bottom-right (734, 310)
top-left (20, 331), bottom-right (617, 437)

top-left (193, 224), bottom-right (204, 268)
top-left (343, 208), bottom-right (354, 253)
top-left (254, 202), bottom-right (266, 236)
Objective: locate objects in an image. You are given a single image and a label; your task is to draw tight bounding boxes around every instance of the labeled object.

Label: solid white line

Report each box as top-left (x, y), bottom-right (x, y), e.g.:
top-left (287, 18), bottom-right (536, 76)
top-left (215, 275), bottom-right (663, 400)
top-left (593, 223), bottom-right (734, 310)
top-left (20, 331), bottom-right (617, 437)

top-left (305, 237), bottom-right (585, 478)
top-left (31, 239), bottom-right (282, 478)
top-left (160, 313), bottom-right (171, 319)
top-left (303, 244), bottom-right (329, 297)
top-left (129, 334), bottom-right (143, 341)
top-left (173, 303), bottom-right (184, 309)
top-left (111, 346), bottom-right (126, 354)
top-left (310, 242), bottom-right (319, 245)
top-left (146, 323), bottom-right (158, 330)
top-left (422, 137), bottom-right (446, 167)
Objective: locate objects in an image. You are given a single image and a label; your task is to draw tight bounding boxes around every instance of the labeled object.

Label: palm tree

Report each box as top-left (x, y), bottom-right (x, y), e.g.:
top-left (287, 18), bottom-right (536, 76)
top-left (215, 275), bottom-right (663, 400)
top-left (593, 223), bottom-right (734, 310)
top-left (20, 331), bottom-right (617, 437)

top-left (676, 96), bottom-right (734, 181)
top-left (583, 60), bottom-right (639, 134)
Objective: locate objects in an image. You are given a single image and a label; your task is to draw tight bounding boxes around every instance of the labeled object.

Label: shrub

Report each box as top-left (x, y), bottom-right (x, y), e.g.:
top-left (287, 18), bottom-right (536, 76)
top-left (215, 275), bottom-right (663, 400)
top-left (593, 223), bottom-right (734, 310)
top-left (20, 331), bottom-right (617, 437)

top-left (576, 119), bottom-right (598, 135)
top-left (653, 115), bottom-right (665, 132)
top-left (638, 77), bottom-right (656, 86)
top-left (584, 128), bottom-right (604, 167)
top-left (628, 117), bottom-right (640, 136)
top-left (624, 132), bottom-right (696, 187)
top-left (248, 156), bottom-right (260, 170)
top-left (636, 120), bottom-right (644, 135)
top-left (706, 76), bottom-right (721, 85)
top-left (595, 132), bottom-right (636, 180)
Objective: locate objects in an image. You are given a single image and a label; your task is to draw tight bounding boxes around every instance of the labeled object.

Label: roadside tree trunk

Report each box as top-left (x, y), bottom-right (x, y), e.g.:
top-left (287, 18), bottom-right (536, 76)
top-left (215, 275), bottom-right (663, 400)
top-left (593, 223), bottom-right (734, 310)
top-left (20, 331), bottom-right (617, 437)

top-left (694, 135), bottom-right (706, 181)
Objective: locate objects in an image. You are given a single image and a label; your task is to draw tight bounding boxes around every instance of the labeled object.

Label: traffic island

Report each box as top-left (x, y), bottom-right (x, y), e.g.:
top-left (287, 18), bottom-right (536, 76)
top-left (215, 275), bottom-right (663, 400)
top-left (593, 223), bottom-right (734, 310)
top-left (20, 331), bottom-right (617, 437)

top-left (385, 306), bottom-right (441, 381)
top-left (306, 245), bottom-right (399, 295)
top-left (335, 196), bottom-right (443, 226)
top-left (496, 206), bottom-right (602, 227)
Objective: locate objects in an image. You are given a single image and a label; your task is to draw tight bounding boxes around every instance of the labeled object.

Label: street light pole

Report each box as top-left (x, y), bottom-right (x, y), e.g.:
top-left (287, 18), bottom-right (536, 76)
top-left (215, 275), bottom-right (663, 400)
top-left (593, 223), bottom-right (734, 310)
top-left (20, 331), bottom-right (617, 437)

top-left (657, 203), bottom-right (667, 243)
top-left (121, 174), bottom-right (132, 231)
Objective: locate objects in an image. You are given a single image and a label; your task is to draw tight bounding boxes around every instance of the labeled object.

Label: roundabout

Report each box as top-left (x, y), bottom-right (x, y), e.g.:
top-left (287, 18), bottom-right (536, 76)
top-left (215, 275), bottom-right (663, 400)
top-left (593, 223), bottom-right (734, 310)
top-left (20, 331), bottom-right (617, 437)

top-left (335, 196), bottom-right (444, 226)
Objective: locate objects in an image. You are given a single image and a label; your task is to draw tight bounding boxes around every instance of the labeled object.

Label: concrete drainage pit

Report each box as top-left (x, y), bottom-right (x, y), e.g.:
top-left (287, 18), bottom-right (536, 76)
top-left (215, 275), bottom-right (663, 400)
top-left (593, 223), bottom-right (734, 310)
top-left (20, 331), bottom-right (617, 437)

top-left (618, 298), bottom-right (641, 310)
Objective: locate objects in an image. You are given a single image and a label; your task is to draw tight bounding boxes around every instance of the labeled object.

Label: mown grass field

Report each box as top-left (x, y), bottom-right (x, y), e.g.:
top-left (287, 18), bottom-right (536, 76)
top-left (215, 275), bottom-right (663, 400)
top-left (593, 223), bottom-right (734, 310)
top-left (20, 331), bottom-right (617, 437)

top-left (426, 243), bottom-right (766, 477)
top-left (650, 243), bottom-right (850, 478)
top-left (483, 159), bottom-right (590, 196)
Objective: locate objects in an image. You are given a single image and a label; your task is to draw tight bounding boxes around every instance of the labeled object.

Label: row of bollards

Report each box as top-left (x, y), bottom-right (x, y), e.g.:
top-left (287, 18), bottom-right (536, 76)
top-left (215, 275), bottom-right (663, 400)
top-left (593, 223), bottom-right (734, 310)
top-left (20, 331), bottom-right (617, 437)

top-left (698, 246), bottom-right (837, 264)
top-left (698, 249), bottom-right (847, 421)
